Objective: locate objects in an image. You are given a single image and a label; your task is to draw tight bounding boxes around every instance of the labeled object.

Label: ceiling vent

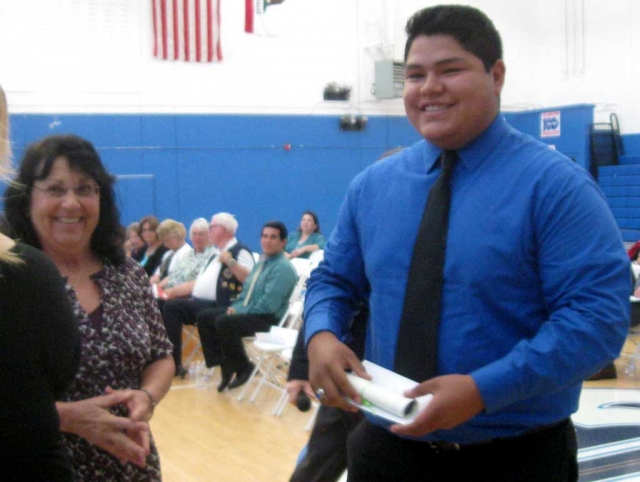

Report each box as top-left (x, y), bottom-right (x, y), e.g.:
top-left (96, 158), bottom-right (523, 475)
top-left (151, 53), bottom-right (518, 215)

top-left (373, 59), bottom-right (404, 99)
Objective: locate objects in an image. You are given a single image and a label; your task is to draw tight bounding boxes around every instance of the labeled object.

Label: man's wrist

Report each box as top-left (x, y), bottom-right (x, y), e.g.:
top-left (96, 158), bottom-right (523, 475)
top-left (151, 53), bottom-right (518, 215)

top-left (227, 258), bottom-right (237, 268)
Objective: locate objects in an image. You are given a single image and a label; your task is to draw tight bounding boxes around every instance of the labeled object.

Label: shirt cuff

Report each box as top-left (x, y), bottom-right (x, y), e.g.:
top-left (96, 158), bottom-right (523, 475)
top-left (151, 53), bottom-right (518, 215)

top-left (470, 361), bottom-right (523, 414)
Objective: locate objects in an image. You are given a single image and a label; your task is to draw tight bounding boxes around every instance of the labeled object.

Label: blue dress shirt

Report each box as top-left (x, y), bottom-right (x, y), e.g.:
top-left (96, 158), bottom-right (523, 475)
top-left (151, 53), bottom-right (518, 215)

top-left (304, 116), bottom-right (630, 444)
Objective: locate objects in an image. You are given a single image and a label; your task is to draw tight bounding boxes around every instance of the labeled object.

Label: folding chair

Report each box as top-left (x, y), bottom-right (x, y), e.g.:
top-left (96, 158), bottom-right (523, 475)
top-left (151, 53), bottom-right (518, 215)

top-left (308, 249), bottom-right (324, 269)
top-left (237, 324), bottom-right (300, 404)
top-left (237, 299), bottom-right (304, 402)
top-left (290, 257), bottom-right (312, 277)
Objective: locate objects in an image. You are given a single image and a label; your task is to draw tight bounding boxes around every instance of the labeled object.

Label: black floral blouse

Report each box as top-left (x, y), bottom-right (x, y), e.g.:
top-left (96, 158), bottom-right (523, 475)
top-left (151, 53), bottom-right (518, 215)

top-left (60, 257), bottom-right (173, 481)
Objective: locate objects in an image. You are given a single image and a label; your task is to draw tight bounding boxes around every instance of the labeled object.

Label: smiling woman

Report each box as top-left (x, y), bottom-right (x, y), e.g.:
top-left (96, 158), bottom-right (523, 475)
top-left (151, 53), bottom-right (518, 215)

top-left (2, 134), bottom-right (175, 481)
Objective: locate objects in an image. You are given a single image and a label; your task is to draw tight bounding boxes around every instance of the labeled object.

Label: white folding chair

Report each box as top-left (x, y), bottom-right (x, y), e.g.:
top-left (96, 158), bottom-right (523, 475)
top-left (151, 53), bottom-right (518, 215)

top-left (290, 257), bottom-right (312, 278)
top-left (237, 324), bottom-right (300, 403)
top-left (308, 249), bottom-right (324, 269)
top-left (272, 347), bottom-right (294, 416)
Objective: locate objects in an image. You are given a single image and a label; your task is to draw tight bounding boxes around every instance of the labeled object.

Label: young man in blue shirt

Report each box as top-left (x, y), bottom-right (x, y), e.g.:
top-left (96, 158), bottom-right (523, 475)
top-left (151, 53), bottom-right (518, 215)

top-left (303, 5), bottom-right (630, 481)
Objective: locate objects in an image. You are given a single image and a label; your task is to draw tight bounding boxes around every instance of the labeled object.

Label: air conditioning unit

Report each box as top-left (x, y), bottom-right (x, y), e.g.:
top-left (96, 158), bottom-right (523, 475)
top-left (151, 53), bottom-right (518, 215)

top-left (373, 59), bottom-right (404, 99)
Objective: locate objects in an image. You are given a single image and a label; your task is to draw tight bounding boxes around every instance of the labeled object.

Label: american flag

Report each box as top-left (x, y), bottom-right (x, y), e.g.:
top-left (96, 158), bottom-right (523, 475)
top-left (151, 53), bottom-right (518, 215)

top-left (152, 0), bottom-right (222, 62)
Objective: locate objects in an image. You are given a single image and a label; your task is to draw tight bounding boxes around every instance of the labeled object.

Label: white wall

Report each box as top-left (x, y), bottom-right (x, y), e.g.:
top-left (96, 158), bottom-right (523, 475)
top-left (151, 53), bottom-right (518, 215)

top-left (1, 0), bottom-right (639, 133)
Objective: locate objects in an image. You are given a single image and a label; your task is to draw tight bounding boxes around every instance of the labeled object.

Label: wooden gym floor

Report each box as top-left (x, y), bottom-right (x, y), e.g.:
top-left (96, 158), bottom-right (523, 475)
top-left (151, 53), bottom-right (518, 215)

top-left (150, 331), bottom-right (640, 482)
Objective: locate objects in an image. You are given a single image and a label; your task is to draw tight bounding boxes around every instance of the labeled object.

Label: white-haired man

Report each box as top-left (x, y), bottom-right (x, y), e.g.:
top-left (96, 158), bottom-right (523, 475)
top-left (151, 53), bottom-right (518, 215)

top-left (162, 212), bottom-right (254, 378)
top-left (150, 218), bottom-right (216, 303)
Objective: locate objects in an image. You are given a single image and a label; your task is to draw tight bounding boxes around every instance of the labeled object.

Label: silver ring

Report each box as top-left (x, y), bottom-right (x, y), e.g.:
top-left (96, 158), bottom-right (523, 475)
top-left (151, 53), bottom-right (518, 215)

top-left (315, 388), bottom-right (326, 401)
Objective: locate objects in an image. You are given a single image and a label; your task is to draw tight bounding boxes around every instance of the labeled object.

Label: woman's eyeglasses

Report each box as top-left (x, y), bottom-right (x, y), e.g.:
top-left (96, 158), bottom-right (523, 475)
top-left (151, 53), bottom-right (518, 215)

top-left (33, 183), bottom-right (100, 199)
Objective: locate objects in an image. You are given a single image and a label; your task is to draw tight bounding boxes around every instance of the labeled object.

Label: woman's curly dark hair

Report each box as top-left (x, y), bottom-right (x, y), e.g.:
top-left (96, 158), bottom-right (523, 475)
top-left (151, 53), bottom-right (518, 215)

top-left (3, 134), bottom-right (126, 265)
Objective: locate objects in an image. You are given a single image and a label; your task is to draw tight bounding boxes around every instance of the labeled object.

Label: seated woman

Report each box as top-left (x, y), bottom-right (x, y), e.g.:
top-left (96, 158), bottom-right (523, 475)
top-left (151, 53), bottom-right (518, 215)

top-left (3, 133), bottom-right (174, 481)
top-left (285, 211), bottom-right (326, 260)
top-left (156, 217), bottom-right (216, 292)
top-left (138, 215), bottom-right (169, 277)
top-left (186, 217), bottom-right (217, 268)
top-left (149, 219), bottom-right (193, 286)
top-left (124, 221), bottom-right (145, 261)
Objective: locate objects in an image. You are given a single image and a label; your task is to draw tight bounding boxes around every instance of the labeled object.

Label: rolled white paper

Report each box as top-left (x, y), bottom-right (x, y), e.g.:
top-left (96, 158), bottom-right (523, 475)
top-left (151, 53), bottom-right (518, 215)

top-left (346, 373), bottom-right (417, 418)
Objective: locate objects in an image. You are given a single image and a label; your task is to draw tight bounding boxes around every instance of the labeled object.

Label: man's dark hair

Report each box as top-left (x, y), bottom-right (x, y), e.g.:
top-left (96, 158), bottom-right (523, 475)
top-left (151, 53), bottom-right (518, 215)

top-left (263, 220), bottom-right (288, 240)
top-left (404, 5), bottom-right (503, 72)
top-left (3, 134), bottom-right (126, 265)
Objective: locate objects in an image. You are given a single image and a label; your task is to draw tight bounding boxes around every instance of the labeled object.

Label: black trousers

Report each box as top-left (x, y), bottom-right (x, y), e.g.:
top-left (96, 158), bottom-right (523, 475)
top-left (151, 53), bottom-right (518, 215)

top-left (347, 418), bottom-right (578, 482)
top-left (195, 307), bottom-right (230, 367)
top-left (161, 298), bottom-right (220, 369)
top-left (198, 312), bottom-right (277, 373)
top-left (290, 405), bottom-right (365, 482)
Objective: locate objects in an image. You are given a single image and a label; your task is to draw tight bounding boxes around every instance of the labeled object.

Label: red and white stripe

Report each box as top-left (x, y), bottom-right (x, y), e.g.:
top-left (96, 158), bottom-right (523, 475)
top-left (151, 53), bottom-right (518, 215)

top-left (152, 0), bottom-right (222, 62)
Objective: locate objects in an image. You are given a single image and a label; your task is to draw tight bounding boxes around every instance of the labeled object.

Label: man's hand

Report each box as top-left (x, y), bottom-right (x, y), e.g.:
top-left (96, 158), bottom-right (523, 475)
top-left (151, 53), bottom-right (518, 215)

top-left (390, 374), bottom-right (484, 438)
top-left (307, 331), bottom-right (370, 412)
top-left (286, 380), bottom-right (315, 405)
top-left (219, 251), bottom-right (233, 265)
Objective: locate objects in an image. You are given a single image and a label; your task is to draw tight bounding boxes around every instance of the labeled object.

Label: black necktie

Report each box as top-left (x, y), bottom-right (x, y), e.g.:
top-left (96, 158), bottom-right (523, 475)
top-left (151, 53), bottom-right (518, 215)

top-left (394, 150), bottom-right (457, 381)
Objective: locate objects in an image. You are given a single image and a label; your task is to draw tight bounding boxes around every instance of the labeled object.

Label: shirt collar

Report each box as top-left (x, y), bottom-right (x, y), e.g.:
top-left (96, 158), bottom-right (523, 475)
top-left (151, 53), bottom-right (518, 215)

top-left (221, 237), bottom-right (238, 251)
top-left (263, 251), bottom-right (285, 263)
top-left (425, 115), bottom-right (509, 174)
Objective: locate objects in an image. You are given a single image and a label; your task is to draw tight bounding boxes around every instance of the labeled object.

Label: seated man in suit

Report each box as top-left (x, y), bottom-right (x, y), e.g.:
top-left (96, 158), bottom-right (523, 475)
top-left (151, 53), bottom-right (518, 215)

top-left (161, 212), bottom-right (254, 378)
top-left (197, 220), bottom-right (298, 392)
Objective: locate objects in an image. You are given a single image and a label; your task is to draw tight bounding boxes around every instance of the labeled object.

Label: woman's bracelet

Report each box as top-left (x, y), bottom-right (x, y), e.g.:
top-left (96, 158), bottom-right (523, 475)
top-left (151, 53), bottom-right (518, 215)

top-left (139, 388), bottom-right (157, 419)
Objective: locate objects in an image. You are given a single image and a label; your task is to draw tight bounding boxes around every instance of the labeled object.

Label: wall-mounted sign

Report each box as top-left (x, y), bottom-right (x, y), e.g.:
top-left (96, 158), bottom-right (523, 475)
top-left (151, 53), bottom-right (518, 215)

top-left (541, 111), bottom-right (561, 138)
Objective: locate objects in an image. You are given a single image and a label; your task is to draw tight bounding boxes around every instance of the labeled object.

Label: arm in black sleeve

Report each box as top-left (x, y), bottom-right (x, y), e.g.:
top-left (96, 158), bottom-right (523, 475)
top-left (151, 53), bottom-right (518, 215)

top-left (287, 323), bottom-right (309, 381)
top-left (28, 247), bottom-right (81, 398)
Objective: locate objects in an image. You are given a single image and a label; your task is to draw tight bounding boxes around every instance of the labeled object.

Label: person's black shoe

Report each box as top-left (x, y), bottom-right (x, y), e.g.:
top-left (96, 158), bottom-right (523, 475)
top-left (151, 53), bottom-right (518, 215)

top-left (175, 366), bottom-right (187, 379)
top-left (228, 362), bottom-right (255, 390)
top-left (217, 368), bottom-right (233, 392)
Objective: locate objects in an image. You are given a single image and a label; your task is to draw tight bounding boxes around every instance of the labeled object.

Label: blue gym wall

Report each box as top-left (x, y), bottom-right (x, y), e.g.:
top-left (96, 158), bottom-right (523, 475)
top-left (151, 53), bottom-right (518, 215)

top-left (7, 113), bottom-right (422, 251)
top-left (8, 104), bottom-right (636, 251)
top-left (504, 104), bottom-right (594, 169)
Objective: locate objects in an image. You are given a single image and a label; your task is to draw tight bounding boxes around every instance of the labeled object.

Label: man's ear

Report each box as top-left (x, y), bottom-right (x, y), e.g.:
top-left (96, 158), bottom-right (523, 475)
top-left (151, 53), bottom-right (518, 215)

top-left (490, 59), bottom-right (506, 95)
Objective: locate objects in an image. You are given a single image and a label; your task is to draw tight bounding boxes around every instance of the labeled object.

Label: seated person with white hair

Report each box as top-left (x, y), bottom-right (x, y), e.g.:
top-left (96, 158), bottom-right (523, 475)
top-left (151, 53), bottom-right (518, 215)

top-left (162, 212), bottom-right (254, 378)
top-left (150, 219), bottom-right (194, 287)
top-left (151, 218), bottom-right (216, 293)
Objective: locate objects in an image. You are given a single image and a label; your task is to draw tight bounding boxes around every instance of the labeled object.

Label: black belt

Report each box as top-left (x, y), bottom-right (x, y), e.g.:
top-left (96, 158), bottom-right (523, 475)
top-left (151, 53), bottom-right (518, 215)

top-left (424, 418), bottom-right (571, 454)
